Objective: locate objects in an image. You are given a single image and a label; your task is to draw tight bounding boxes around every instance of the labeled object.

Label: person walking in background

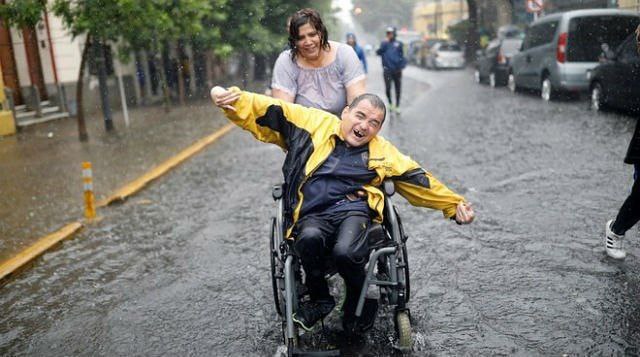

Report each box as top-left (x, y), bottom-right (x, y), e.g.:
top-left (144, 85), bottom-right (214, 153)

top-left (604, 25), bottom-right (640, 260)
top-left (271, 8), bottom-right (366, 116)
top-left (376, 26), bottom-right (406, 113)
top-left (346, 33), bottom-right (367, 73)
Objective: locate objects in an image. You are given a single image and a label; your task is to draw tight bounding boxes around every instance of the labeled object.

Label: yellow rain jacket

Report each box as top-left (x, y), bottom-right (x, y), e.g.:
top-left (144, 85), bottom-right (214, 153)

top-left (221, 87), bottom-right (466, 238)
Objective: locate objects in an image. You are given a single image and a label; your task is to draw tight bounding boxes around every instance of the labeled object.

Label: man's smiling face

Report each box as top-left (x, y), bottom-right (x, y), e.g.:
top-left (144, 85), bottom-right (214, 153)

top-left (340, 99), bottom-right (385, 147)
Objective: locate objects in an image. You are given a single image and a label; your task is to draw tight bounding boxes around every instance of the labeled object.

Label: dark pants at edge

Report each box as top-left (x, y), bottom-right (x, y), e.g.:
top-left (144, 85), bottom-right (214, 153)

top-left (612, 164), bottom-right (640, 235)
top-left (383, 70), bottom-right (402, 107)
top-left (293, 211), bottom-right (370, 307)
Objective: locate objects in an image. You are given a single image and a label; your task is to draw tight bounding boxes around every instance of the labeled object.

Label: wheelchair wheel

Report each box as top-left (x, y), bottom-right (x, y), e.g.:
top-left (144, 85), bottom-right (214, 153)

top-left (394, 206), bottom-right (411, 304)
top-left (399, 243), bottom-right (410, 304)
top-left (395, 310), bottom-right (412, 351)
top-left (270, 217), bottom-right (284, 316)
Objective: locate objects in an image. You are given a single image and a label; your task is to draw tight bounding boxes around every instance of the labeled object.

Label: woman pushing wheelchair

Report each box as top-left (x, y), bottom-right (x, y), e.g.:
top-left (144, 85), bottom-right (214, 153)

top-left (211, 86), bottom-right (475, 336)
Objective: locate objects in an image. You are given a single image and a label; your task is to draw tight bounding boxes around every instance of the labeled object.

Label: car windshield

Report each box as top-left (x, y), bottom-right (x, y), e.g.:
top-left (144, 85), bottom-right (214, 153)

top-left (567, 15), bottom-right (640, 62)
top-left (439, 43), bottom-right (461, 51)
top-left (501, 39), bottom-right (523, 56)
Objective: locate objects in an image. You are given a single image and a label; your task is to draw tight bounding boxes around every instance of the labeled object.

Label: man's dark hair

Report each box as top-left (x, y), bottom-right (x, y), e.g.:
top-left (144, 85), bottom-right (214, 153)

top-left (288, 8), bottom-right (330, 61)
top-left (349, 93), bottom-right (387, 123)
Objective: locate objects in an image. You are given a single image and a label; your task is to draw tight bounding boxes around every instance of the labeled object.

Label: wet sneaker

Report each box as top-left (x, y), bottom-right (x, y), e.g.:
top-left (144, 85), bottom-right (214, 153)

top-left (342, 298), bottom-right (378, 334)
top-left (388, 104), bottom-right (397, 112)
top-left (605, 219), bottom-right (626, 260)
top-left (292, 298), bottom-right (335, 331)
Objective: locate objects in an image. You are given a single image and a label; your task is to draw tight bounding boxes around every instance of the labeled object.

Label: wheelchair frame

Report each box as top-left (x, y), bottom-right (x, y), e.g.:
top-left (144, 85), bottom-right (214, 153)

top-left (269, 181), bottom-right (413, 355)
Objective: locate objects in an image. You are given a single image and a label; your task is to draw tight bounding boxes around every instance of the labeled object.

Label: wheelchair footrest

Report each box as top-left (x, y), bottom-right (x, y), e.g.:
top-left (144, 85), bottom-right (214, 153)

top-left (290, 348), bottom-right (340, 357)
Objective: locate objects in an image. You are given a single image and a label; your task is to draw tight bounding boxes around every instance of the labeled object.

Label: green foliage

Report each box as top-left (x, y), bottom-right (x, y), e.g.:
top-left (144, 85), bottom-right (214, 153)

top-left (0, 0), bottom-right (46, 28)
top-left (3, 0), bottom-right (334, 61)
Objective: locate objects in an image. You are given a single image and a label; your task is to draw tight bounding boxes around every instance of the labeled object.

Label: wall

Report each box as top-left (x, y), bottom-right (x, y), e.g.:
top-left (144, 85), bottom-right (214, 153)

top-left (413, 0), bottom-right (468, 38)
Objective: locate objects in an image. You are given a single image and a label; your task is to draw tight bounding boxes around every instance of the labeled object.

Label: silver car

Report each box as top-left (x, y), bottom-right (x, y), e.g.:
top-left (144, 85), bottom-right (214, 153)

top-left (509, 9), bottom-right (639, 101)
top-left (426, 42), bottom-right (465, 70)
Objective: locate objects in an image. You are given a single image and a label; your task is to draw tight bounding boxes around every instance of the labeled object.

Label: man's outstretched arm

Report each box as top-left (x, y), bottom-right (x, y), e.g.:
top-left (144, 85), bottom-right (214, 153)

top-left (211, 86), bottom-right (337, 150)
top-left (379, 139), bottom-right (474, 224)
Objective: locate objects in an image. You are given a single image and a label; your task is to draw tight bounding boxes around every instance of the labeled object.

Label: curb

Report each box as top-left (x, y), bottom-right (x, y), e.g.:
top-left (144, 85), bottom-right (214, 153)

top-left (0, 123), bottom-right (236, 285)
top-left (97, 123), bottom-right (235, 206)
top-left (0, 222), bottom-right (83, 282)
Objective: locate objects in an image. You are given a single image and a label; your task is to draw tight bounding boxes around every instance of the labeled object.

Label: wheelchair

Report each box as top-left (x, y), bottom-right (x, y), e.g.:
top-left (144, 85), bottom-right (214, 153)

top-left (269, 180), bottom-right (412, 356)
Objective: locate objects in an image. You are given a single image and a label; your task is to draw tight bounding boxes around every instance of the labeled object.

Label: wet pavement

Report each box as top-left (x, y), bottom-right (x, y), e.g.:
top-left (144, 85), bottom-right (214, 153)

top-left (0, 100), bottom-right (229, 262)
top-left (1, 60), bottom-right (639, 355)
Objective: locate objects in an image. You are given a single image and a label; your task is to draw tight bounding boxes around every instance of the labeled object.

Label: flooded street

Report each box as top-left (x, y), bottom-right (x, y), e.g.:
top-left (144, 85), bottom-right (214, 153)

top-left (1, 61), bottom-right (639, 355)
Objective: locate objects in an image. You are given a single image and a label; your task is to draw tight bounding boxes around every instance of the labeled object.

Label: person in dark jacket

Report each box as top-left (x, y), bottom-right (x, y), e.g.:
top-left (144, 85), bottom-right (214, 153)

top-left (376, 26), bottom-right (406, 112)
top-left (346, 33), bottom-right (367, 73)
top-left (604, 25), bottom-right (640, 260)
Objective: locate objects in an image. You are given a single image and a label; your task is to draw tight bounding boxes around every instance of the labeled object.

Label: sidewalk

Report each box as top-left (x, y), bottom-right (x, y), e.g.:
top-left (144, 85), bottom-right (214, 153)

top-left (0, 98), bottom-right (230, 263)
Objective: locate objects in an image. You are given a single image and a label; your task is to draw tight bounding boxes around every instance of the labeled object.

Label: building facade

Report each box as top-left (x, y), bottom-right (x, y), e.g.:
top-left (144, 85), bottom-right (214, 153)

top-left (0, 0), bottom-right (140, 126)
top-left (413, 0), bottom-right (469, 39)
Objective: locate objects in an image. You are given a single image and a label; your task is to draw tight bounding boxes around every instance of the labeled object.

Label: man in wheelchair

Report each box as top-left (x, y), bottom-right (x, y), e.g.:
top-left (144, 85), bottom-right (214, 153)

top-left (211, 86), bottom-right (475, 334)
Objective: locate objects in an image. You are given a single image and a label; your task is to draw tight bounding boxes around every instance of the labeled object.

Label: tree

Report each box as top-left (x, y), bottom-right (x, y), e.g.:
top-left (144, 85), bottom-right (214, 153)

top-left (52, 0), bottom-right (130, 133)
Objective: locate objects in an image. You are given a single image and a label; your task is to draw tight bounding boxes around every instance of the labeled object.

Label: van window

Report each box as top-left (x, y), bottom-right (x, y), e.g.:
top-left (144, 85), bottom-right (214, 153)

top-left (567, 15), bottom-right (640, 62)
top-left (527, 21), bottom-right (558, 49)
top-left (439, 43), bottom-right (461, 52)
top-left (618, 34), bottom-right (640, 61)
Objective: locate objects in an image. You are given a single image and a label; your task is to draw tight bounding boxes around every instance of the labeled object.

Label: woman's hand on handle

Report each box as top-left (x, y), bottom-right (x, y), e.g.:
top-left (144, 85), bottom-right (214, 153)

top-left (455, 202), bottom-right (475, 225)
top-left (210, 86), bottom-right (239, 112)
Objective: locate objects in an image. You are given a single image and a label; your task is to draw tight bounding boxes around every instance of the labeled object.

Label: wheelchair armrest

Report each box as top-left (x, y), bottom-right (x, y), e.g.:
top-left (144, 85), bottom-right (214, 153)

top-left (383, 179), bottom-right (395, 197)
top-left (272, 184), bottom-right (283, 200)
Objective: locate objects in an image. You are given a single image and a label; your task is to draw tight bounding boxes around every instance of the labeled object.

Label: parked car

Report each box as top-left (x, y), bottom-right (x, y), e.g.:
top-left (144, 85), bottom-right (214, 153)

top-left (475, 37), bottom-right (523, 87)
top-left (589, 32), bottom-right (640, 112)
top-left (425, 42), bottom-right (465, 69)
top-left (408, 40), bottom-right (424, 65)
top-left (509, 9), bottom-right (639, 101)
top-left (418, 38), bottom-right (446, 67)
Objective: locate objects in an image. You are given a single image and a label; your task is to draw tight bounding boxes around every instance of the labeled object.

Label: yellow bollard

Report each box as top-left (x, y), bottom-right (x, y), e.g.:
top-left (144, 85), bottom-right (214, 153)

top-left (82, 162), bottom-right (96, 219)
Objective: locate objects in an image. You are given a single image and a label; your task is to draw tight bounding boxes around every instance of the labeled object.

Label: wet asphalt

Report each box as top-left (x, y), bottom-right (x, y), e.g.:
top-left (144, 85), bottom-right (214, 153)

top-left (1, 61), bottom-right (639, 356)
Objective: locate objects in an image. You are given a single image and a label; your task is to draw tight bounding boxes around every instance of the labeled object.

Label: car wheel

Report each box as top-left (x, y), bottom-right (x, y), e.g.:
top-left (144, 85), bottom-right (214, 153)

top-left (590, 82), bottom-right (605, 112)
top-left (489, 72), bottom-right (497, 88)
top-left (474, 70), bottom-right (481, 84)
top-left (541, 76), bottom-right (556, 101)
top-left (508, 73), bottom-right (518, 93)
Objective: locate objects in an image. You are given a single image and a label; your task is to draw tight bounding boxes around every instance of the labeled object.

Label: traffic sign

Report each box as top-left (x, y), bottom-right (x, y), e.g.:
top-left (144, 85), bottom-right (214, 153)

top-left (526, 0), bottom-right (544, 13)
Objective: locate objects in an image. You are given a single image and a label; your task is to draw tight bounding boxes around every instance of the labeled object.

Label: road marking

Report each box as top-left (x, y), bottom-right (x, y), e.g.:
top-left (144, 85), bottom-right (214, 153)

top-left (0, 222), bottom-right (83, 283)
top-left (97, 123), bottom-right (235, 206)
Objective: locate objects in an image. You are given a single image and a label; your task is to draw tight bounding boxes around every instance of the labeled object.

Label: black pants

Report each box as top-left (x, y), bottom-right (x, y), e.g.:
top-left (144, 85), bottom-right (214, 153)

top-left (612, 164), bottom-right (640, 235)
top-left (293, 211), bottom-right (370, 305)
top-left (383, 70), bottom-right (402, 107)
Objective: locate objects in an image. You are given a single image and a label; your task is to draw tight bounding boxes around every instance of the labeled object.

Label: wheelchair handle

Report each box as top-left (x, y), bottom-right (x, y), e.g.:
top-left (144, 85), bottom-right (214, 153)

top-left (382, 179), bottom-right (395, 196)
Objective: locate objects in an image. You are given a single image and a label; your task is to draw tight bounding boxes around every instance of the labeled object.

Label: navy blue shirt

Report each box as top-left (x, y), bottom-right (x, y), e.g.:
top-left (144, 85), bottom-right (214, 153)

top-left (300, 140), bottom-right (377, 216)
top-left (376, 40), bottom-right (406, 72)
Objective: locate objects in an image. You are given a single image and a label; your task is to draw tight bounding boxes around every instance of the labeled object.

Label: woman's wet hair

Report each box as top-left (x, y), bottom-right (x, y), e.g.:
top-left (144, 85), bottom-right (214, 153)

top-left (288, 8), bottom-right (330, 60)
top-left (349, 94), bottom-right (387, 123)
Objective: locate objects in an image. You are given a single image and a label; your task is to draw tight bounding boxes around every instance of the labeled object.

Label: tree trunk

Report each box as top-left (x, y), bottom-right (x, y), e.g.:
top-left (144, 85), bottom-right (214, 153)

top-left (76, 35), bottom-right (91, 142)
top-left (93, 38), bottom-right (114, 132)
top-left (253, 54), bottom-right (267, 81)
top-left (466, 0), bottom-right (479, 62)
top-left (176, 41), bottom-right (186, 106)
top-left (152, 39), bottom-right (171, 112)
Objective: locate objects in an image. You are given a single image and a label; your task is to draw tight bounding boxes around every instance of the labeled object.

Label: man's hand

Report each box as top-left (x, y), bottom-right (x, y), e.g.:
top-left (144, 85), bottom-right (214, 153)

top-left (210, 86), bottom-right (239, 112)
top-left (455, 202), bottom-right (475, 225)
